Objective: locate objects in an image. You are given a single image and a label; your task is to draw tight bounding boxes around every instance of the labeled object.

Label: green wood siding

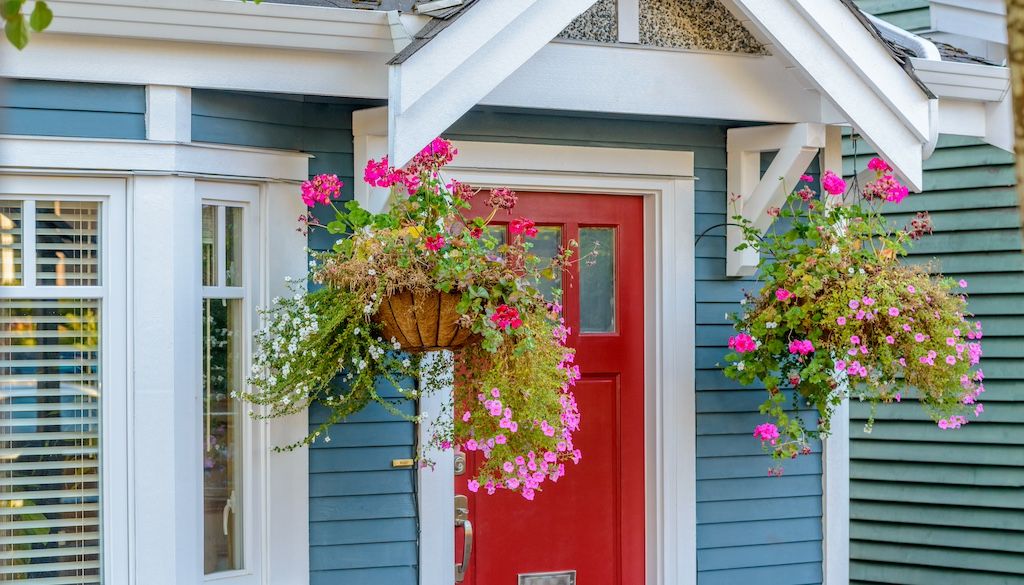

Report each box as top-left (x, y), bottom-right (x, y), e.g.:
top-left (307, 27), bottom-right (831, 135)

top-left (843, 134), bottom-right (1024, 584)
top-left (853, 0), bottom-right (931, 32)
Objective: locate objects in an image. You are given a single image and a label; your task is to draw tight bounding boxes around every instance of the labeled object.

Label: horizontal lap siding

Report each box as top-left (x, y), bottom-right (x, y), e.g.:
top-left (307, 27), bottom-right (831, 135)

top-left (852, 0), bottom-right (930, 31)
top-left (192, 90), bottom-right (416, 585)
top-left (449, 109), bottom-right (823, 584)
top-left (843, 134), bottom-right (1024, 584)
top-left (0, 78), bottom-right (145, 139)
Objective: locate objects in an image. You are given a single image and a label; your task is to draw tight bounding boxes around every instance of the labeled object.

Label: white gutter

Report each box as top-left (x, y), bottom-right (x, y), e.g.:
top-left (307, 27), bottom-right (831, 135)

top-left (864, 12), bottom-right (942, 159)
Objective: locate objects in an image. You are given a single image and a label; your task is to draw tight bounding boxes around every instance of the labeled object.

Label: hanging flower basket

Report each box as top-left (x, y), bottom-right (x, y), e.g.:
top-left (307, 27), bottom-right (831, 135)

top-left (374, 290), bottom-right (474, 352)
top-left (239, 138), bottom-right (587, 501)
top-left (723, 162), bottom-right (984, 475)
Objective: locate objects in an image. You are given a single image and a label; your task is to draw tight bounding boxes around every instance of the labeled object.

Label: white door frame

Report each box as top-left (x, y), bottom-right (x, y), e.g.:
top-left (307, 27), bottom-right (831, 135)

top-left (413, 140), bottom-right (698, 585)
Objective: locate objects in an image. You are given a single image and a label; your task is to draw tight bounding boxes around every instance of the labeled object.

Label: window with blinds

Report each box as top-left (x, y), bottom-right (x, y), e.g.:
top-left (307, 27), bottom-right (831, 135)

top-left (1, 199), bottom-right (103, 584)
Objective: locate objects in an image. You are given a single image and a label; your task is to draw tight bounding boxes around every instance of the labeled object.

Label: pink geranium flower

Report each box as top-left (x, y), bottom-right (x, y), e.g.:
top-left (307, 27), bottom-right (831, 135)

top-left (728, 333), bottom-right (758, 353)
top-left (424, 235), bottom-right (446, 251)
top-left (490, 304), bottom-right (523, 330)
top-left (753, 423), bottom-right (780, 445)
top-left (776, 288), bottom-right (794, 302)
top-left (301, 174), bottom-right (343, 207)
top-left (822, 171), bottom-right (846, 196)
top-left (509, 218), bottom-right (539, 237)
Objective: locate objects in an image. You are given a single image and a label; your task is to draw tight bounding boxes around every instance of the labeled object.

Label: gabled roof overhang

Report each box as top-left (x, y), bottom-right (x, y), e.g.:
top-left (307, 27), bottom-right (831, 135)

top-left (385, 0), bottom-right (599, 165)
top-left (388, 0), bottom-right (935, 190)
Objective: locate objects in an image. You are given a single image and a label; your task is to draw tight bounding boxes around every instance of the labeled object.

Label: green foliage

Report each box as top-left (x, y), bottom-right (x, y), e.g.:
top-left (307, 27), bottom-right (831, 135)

top-left (243, 141), bottom-right (584, 497)
top-left (723, 168), bottom-right (985, 467)
top-left (3, 1), bottom-right (50, 49)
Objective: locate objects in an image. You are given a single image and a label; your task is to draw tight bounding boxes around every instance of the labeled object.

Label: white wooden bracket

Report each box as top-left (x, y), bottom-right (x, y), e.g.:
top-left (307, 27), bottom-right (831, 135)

top-left (388, 0), bottom-right (599, 165)
top-left (726, 123), bottom-right (826, 277)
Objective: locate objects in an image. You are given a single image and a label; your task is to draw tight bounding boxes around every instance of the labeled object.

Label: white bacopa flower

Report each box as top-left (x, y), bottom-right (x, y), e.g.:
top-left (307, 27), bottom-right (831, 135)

top-left (736, 362), bottom-right (746, 371)
top-left (402, 358), bottom-right (411, 368)
top-left (354, 327), bottom-right (361, 335)
top-left (284, 276), bottom-right (292, 282)
top-left (739, 298), bottom-right (747, 306)
top-left (324, 436), bottom-right (331, 443)
top-left (363, 304), bottom-right (374, 315)
top-left (848, 267), bottom-right (855, 274)
top-left (368, 269), bottom-right (377, 276)
top-left (725, 313), bottom-right (730, 320)
top-left (765, 322), bottom-right (777, 329)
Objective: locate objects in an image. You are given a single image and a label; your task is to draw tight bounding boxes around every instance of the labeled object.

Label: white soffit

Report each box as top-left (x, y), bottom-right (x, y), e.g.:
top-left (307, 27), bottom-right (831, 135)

top-left (482, 43), bottom-right (821, 124)
top-left (726, 0), bottom-right (932, 191)
top-left (387, 0), bottom-right (599, 165)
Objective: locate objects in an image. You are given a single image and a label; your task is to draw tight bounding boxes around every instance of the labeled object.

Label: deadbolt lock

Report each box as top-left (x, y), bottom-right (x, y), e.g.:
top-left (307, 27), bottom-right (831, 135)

top-left (454, 451), bottom-right (467, 476)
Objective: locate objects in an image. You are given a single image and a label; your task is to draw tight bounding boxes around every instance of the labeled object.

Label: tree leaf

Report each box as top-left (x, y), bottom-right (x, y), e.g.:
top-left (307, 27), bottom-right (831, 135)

top-left (28, 0), bottom-right (51, 32)
top-left (6, 16), bottom-right (27, 50)
top-left (1, 1), bottom-right (23, 21)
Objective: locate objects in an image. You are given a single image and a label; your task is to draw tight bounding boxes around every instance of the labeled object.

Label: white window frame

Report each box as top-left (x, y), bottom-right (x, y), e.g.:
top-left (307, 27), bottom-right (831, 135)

top-left (198, 181), bottom-right (263, 585)
top-left (0, 174), bottom-right (130, 585)
top-left (0, 134), bottom-right (311, 585)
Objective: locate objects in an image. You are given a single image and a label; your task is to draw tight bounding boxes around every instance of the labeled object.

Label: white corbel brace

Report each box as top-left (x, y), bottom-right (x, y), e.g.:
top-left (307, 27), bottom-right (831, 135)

top-left (726, 123), bottom-right (827, 277)
top-left (388, 0), bottom-right (598, 165)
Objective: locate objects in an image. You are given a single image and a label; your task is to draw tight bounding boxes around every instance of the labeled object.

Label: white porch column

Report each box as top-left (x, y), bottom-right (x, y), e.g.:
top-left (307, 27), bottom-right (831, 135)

top-left (821, 124), bottom-right (850, 585)
top-left (353, 106), bottom-right (392, 214)
top-left (132, 174), bottom-right (202, 584)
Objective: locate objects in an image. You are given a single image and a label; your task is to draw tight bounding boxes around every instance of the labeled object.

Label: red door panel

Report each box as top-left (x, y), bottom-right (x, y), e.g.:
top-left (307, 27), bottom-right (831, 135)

top-left (456, 192), bottom-right (645, 585)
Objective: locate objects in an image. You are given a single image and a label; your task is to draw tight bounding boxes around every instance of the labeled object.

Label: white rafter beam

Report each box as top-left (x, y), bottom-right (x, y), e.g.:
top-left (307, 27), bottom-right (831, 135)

top-left (726, 0), bottom-right (932, 191)
top-left (387, 0), bottom-right (598, 166)
top-left (726, 123), bottom-right (827, 277)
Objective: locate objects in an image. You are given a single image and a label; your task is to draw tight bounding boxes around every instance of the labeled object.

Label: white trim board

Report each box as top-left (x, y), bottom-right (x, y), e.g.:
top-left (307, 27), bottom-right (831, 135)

top-left (45, 0), bottom-right (396, 53)
top-left (0, 136), bottom-right (311, 182)
top-left (417, 140), bottom-right (697, 585)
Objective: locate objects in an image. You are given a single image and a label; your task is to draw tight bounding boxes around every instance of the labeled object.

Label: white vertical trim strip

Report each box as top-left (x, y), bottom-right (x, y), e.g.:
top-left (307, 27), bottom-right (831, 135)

top-left (821, 124), bottom-right (850, 585)
top-left (216, 205), bottom-right (227, 289)
top-left (618, 0), bottom-right (640, 44)
top-left (417, 352), bottom-right (455, 585)
top-left (21, 199), bottom-right (36, 285)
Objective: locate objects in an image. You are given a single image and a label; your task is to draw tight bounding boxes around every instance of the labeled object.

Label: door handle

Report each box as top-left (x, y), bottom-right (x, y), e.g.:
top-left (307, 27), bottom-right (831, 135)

top-left (222, 490), bottom-right (235, 536)
top-left (454, 494), bottom-right (472, 583)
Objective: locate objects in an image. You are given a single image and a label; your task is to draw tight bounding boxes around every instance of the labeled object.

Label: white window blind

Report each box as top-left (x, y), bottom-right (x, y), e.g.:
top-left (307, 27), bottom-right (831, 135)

top-left (1, 199), bottom-right (103, 585)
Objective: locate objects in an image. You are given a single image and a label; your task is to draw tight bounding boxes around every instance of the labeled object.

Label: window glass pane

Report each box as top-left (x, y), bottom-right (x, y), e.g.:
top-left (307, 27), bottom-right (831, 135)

top-left (580, 227), bottom-right (616, 333)
top-left (0, 202), bottom-right (22, 286)
top-left (1, 298), bottom-right (102, 584)
top-left (224, 207), bottom-right (243, 287)
top-left (36, 201), bottom-right (100, 287)
top-left (202, 205), bottom-right (218, 287)
top-left (530, 226), bottom-right (562, 302)
top-left (485, 225), bottom-right (506, 246)
top-left (203, 298), bottom-right (243, 574)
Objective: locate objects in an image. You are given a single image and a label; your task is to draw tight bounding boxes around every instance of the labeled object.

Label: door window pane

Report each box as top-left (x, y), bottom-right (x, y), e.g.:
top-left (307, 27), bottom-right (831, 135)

top-left (530, 226), bottom-right (562, 302)
top-left (1, 298), bottom-right (102, 584)
top-left (36, 201), bottom-right (100, 287)
top-left (580, 228), bottom-right (616, 333)
top-left (0, 202), bottom-right (22, 286)
top-left (224, 208), bottom-right (243, 288)
top-left (203, 298), bottom-right (244, 574)
top-left (202, 206), bottom-right (218, 287)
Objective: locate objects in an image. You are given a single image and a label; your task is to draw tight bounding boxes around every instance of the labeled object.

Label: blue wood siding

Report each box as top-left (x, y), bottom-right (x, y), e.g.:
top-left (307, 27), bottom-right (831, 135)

top-left (0, 78), bottom-right (146, 139)
top-left (448, 108), bottom-right (824, 584)
top-left (192, 90), bottom-right (417, 585)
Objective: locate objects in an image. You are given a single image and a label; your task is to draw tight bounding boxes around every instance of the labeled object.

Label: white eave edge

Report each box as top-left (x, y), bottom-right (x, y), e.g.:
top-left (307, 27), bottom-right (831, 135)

top-left (43, 0), bottom-right (401, 53)
top-left (727, 0), bottom-right (934, 191)
top-left (386, 0), bottom-right (600, 165)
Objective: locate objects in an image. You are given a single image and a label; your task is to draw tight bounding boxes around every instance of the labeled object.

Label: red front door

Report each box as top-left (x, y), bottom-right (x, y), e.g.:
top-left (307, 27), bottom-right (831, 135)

top-left (457, 192), bottom-right (645, 584)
